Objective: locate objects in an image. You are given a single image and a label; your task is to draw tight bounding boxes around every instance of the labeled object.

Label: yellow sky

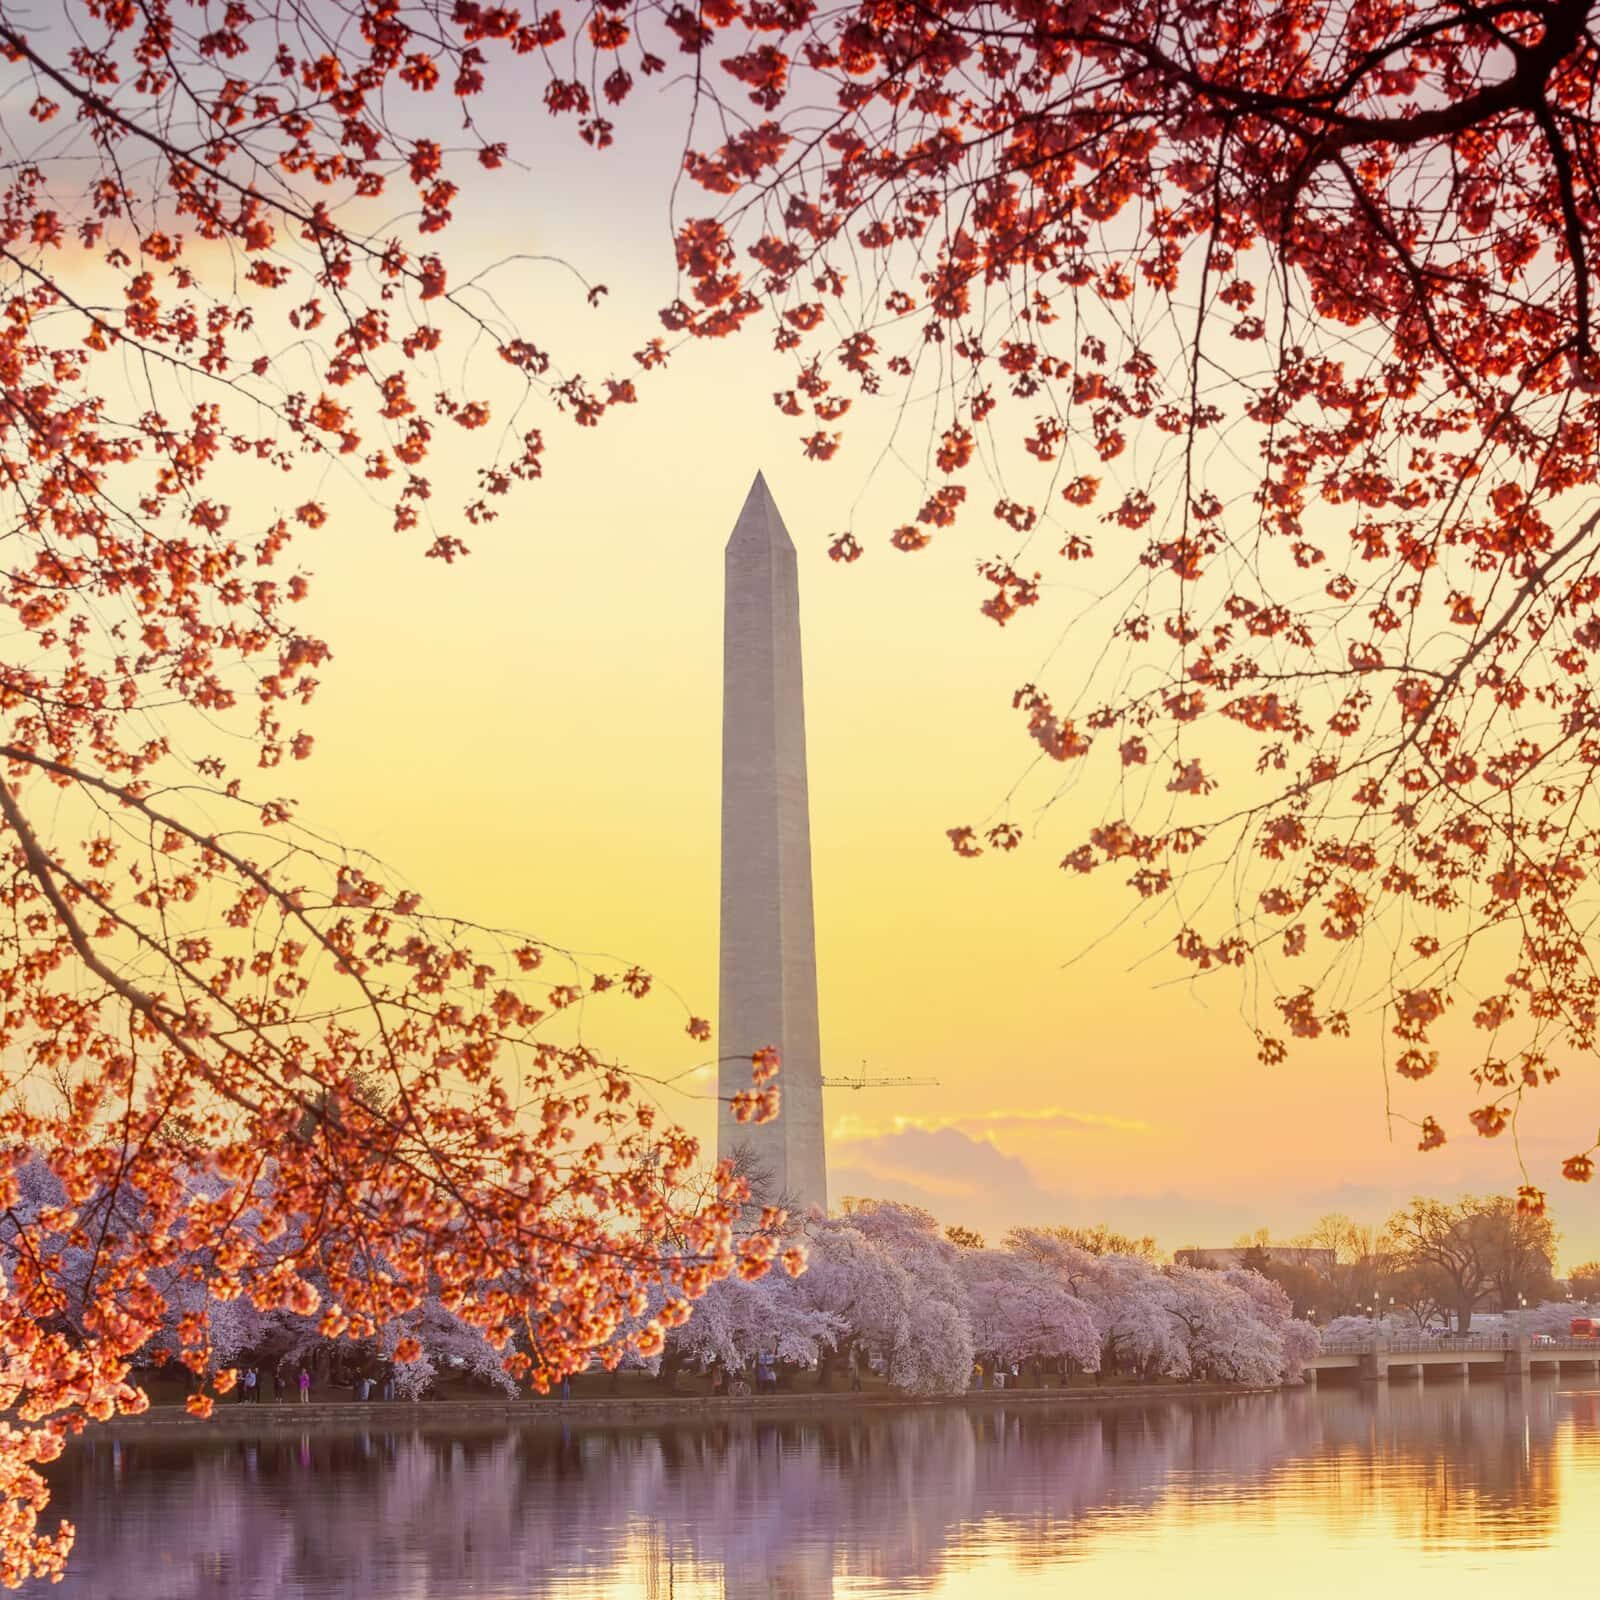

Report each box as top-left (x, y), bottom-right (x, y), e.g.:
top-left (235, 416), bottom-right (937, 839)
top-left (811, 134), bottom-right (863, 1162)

top-left (196, 79), bottom-right (1600, 1269)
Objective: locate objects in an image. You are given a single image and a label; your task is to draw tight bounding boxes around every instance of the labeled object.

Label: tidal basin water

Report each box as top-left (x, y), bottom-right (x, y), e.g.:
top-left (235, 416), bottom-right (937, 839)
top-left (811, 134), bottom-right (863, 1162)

top-left (29, 1378), bottom-right (1600, 1598)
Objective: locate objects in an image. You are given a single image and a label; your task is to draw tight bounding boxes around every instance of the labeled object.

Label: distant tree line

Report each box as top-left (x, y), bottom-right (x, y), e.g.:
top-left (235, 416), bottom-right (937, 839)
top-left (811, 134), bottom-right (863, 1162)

top-left (1182, 1196), bottom-right (1567, 1334)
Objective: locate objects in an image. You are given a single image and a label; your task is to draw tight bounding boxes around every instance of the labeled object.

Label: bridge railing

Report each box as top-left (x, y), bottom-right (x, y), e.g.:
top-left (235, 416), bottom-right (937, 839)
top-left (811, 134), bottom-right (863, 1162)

top-left (1313, 1335), bottom-right (1600, 1357)
top-left (1306, 1337), bottom-right (1498, 1355)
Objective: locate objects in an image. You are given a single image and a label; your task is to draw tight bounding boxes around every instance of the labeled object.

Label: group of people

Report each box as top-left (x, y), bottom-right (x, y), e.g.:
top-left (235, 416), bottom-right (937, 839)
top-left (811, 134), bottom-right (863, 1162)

top-left (970, 1362), bottom-right (1032, 1392)
top-left (703, 1347), bottom-right (864, 1396)
top-left (235, 1367), bottom-right (314, 1403)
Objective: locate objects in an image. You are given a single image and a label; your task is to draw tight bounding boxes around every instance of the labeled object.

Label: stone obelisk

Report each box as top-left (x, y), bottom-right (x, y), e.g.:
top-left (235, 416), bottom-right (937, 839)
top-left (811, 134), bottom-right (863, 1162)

top-left (717, 472), bottom-right (827, 1213)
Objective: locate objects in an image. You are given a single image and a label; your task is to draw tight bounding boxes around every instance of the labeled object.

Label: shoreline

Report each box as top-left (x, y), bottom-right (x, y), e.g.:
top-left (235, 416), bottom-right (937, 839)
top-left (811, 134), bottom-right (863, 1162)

top-left (75, 1381), bottom-right (1287, 1439)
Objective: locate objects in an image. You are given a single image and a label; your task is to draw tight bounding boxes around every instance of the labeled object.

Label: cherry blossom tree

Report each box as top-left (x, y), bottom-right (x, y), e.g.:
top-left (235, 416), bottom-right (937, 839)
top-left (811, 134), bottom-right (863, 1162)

top-left (1320, 1313), bottom-right (1409, 1342)
top-left (1007, 1229), bottom-right (1184, 1378)
top-left (632, 0), bottom-right (1600, 1211)
top-left (836, 1200), bottom-right (977, 1390)
top-left (1087, 1261), bottom-right (1188, 1378)
top-left (1005, 1227), bottom-right (1315, 1381)
top-left (1519, 1298), bottom-right (1600, 1336)
top-left (658, 1205), bottom-right (985, 1395)
top-left (956, 1247), bottom-right (1099, 1375)
top-left (12, 0), bottom-right (1600, 1579)
top-left (890, 1296), bottom-right (979, 1395)
top-left (1220, 1267), bottom-right (1320, 1381)
top-left (666, 1268), bottom-right (842, 1377)
top-left (0, 0), bottom-right (852, 1573)
top-left (379, 1298), bottom-right (520, 1399)
top-left (1162, 1267), bottom-right (1285, 1385)
top-left (794, 1214), bottom-right (917, 1385)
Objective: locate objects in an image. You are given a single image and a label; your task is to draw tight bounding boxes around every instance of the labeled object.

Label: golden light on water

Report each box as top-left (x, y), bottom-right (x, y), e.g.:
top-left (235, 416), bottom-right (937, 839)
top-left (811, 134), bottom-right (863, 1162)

top-left (48, 1383), bottom-right (1597, 1597)
top-left (540, 1382), bottom-right (1600, 1597)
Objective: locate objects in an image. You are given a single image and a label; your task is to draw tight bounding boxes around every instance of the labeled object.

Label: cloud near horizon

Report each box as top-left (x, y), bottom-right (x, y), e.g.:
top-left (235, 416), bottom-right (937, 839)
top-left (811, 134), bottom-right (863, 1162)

top-left (831, 1125), bottom-right (1066, 1222)
top-left (831, 1105), bottom-right (1156, 1145)
top-left (827, 1124), bottom-right (1462, 1255)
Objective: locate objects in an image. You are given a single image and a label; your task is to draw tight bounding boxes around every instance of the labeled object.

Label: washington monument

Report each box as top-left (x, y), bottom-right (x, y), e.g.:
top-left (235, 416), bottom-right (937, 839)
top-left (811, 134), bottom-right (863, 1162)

top-left (717, 472), bottom-right (827, 1213)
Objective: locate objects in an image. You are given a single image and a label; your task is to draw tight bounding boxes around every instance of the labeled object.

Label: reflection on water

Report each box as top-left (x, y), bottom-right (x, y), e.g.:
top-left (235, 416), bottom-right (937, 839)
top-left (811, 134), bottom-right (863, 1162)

top-left (29, 1379), bottom-right (1600, 1598)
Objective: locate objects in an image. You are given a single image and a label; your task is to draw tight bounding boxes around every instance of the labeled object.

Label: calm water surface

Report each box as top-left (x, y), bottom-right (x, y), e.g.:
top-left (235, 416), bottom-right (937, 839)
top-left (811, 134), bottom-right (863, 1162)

top-left (30, 1377), bottom-right (1600, 1598)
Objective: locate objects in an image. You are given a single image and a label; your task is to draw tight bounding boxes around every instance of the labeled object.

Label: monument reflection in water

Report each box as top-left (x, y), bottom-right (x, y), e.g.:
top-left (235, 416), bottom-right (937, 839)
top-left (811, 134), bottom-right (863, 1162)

top-left (31, 1381), bottom-right (1600, 1599)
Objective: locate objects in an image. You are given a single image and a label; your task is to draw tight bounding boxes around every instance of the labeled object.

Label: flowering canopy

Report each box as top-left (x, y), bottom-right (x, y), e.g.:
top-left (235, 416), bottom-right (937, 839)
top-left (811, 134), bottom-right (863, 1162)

top-left (656, 1204), bottom-right (1316, 1394)
top-left (0, 1), bottom-right (806, 1582)
top-left (635, 0), bottom-right (1600, 1197)
top-left (654, 0), bottom-right (1600, 1202)
top-left (29, 0), bottom-right (1576, 1201)
top-left (4, 0), bottom-right (1600, 1579)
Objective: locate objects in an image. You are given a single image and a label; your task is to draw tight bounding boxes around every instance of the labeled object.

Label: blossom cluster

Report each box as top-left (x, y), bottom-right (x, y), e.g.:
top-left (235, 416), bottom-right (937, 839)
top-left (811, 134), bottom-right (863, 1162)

top-left (655, 1202), bottom-right (1319, 1394)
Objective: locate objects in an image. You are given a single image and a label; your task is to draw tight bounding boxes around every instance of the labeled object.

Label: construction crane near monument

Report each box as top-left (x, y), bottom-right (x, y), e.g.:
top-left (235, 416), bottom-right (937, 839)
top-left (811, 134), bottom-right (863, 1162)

top-left (821, 1065), bottom-right (940, 1091)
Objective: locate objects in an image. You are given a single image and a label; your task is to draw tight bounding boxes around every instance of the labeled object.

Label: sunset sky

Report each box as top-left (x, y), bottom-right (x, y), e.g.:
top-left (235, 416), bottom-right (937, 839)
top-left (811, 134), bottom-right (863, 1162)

top-left (254, 71), bottom-right (1600, 1269)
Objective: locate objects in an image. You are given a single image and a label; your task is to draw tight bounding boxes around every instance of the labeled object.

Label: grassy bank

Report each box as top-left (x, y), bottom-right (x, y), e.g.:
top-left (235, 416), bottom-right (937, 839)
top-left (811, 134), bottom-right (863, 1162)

top-left (127, 1364), bottom-right (1253, 1408)
top-left (85, 1379), bottom-right (1286, 1439)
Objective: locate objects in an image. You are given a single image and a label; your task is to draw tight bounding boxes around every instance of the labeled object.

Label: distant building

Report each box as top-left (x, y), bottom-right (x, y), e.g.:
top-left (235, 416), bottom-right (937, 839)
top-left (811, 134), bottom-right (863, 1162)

top-left (1174, 1246), bottom-right (1337, 1272)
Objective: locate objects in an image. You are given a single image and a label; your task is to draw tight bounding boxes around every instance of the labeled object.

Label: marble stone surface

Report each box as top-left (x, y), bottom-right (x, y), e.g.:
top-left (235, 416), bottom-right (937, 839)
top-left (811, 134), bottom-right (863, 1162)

top-left (717, 472), bottom-right (827, 1212)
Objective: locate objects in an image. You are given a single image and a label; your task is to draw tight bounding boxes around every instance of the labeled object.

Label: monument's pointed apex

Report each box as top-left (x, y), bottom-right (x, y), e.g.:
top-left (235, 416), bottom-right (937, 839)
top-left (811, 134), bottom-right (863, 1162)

top-left (727, 470), bottom-right (794, 550)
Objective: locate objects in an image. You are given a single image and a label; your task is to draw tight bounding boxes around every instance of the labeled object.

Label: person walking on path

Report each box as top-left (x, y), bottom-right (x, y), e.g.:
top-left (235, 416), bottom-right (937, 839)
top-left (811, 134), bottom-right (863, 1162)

top-left (297, 1367), bottom-right (310, 1405)
top-left (241, 1367), bottom-right (256, 1404)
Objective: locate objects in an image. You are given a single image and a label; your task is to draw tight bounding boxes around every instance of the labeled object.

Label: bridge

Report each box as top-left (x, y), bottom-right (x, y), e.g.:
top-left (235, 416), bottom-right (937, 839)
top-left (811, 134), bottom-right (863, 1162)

top-left (1305, 1335), bottom-right (1600, 1383)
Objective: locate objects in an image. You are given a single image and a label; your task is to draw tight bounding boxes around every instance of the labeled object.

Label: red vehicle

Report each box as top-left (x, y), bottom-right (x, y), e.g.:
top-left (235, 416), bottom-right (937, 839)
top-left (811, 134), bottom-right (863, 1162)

top-left (1571, 1318), bottom-right (1598, 1339)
